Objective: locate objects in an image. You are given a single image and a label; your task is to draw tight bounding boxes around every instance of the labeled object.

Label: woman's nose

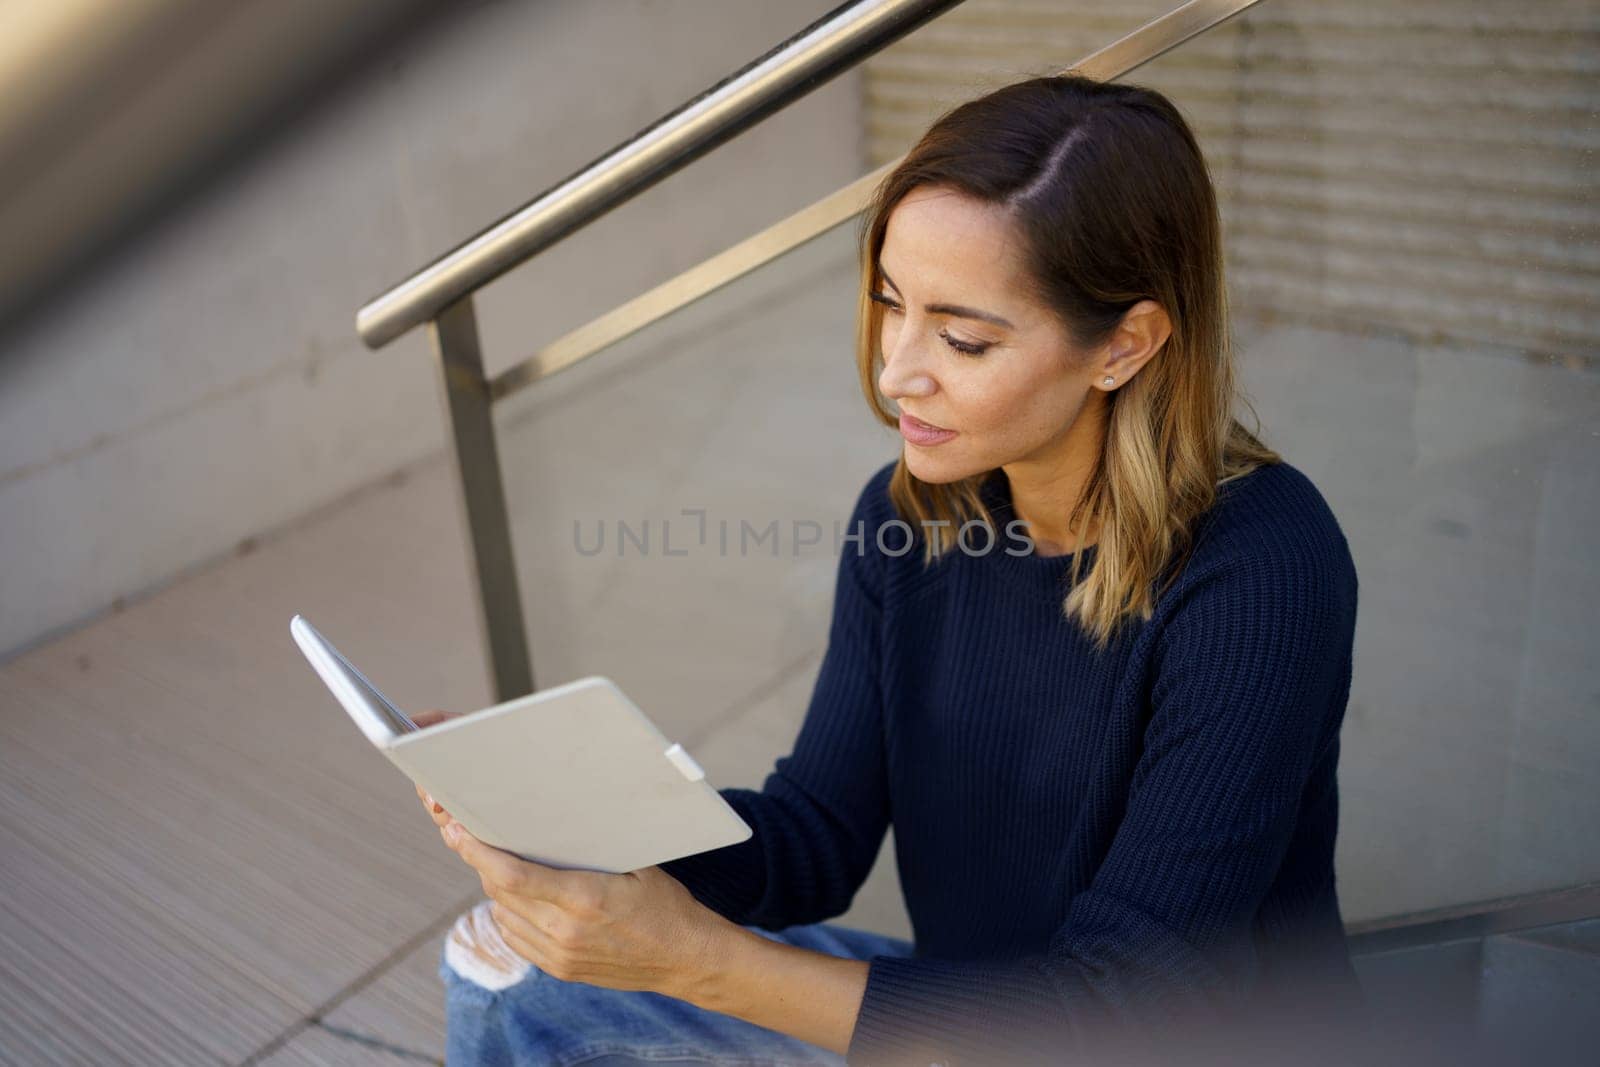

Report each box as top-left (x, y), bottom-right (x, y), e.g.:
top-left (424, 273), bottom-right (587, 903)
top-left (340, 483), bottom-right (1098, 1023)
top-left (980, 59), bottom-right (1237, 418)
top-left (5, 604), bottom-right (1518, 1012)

top-left (878, 329), bottom-right (936, 400)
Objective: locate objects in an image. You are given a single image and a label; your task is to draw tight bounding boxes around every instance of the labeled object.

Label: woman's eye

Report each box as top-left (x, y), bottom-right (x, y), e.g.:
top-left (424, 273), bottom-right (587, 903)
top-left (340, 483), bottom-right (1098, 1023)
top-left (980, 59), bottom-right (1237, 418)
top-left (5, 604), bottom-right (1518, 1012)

top-left (871, 290), bottom-right (989, 356)
top-left (941, 331), bottom-right (990, 357)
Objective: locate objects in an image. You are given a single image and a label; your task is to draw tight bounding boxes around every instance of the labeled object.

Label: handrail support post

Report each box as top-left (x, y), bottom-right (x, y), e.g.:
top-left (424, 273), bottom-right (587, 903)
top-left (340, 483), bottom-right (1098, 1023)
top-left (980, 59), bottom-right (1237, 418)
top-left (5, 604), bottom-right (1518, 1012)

top-left (429, 295), bottom-right (535, 701)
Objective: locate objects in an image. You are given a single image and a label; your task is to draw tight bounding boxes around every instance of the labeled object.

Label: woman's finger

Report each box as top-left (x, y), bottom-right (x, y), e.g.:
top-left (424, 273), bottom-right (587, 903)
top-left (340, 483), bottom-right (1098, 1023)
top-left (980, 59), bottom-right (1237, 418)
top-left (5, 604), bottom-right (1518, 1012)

top-left (494, 917), bottom-right (553, 973)
top-left (415, 783), bottom-right (444, 812)
top-left (489, 898), bottom-right (563, 946)
top-left (413, 783), bottom-right (451, 832)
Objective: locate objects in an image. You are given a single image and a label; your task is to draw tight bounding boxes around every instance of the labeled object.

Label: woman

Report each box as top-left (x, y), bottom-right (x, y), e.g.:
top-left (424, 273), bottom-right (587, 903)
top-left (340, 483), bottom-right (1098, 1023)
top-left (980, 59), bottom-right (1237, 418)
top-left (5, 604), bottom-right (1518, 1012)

top-left (418, 73), bottom-right (1365, 1066)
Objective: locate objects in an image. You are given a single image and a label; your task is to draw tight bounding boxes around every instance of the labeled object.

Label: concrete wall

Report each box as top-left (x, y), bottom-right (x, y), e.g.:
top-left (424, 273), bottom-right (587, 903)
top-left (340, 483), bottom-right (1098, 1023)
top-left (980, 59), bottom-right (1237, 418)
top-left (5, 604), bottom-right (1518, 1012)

top-left (862, 0), bottom-right (1600, 920)
top-left (0, 0), bottom-right (862, 660)
top-left (863, 0), bottom-right (1598, 361)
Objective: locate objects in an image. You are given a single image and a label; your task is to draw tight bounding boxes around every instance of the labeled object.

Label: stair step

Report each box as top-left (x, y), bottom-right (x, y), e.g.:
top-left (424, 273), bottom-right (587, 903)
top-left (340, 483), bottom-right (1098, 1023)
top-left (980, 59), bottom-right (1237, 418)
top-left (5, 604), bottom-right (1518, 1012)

top-left (1477, 924), bottom-right (1600, 1063)
top-left (1350, 937), bottom-right (1482, 1030)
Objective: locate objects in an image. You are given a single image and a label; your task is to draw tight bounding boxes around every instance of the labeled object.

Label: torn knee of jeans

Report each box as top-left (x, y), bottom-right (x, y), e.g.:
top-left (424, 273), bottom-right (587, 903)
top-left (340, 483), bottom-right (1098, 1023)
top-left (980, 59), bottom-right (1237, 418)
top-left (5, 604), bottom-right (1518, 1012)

top-left (444, 899), bottom-right (533, 991)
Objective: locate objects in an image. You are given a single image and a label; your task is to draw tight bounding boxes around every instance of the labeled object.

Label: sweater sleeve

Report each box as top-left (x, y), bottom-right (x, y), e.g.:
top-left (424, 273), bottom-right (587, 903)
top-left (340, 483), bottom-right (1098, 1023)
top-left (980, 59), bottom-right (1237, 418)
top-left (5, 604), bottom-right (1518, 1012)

top-left (658, 470), bottom-right (892, 930)
top-left (845, 541), bottom-right (1359, 1066)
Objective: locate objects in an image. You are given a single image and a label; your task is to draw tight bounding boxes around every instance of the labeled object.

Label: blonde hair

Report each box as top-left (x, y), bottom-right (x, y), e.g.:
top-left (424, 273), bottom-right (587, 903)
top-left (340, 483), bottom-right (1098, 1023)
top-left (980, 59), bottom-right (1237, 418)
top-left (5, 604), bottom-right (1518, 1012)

top-left (854, 74), bottom-right (1280, 652)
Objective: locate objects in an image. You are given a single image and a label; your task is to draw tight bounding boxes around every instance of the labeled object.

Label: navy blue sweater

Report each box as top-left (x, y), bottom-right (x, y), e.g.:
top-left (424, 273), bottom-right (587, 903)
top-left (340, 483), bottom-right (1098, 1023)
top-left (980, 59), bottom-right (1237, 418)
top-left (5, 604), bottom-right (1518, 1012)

top-left (660, 458), bottom-right (1362, 1064)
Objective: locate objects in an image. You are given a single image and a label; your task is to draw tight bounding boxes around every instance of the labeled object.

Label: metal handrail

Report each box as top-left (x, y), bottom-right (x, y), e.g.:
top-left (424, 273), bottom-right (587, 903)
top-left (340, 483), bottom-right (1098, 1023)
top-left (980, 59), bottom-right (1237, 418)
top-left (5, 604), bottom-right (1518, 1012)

top-left (487, 0), bottom-right (1266, 401)
top-left (356, 0), bottom-right (965, 349)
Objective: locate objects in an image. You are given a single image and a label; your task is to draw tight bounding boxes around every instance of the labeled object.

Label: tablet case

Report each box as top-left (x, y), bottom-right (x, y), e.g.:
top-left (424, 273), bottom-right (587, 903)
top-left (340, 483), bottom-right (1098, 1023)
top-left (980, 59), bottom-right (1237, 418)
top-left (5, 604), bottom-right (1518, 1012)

top-left (290, 614), bottom-right (752, 874)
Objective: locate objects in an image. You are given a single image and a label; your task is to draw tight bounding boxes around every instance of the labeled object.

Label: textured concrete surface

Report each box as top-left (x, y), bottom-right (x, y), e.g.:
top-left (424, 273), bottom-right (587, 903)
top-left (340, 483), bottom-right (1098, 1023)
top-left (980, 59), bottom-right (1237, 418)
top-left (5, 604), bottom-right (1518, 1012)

top-left (0, 0), bottom-right (863, 661)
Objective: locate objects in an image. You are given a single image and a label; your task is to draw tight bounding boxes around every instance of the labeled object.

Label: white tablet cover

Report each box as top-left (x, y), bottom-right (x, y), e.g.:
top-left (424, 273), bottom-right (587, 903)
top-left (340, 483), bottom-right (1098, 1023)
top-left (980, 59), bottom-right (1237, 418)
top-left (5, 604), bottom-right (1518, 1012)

top-left (291, 616), bottom-right (751, 874)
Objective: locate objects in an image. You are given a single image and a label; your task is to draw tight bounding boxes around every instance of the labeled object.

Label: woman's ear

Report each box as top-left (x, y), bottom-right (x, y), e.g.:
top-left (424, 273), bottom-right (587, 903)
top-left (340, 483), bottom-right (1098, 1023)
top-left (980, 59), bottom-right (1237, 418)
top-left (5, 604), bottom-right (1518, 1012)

top-left (1101, 300), bottom-right (1172, 382)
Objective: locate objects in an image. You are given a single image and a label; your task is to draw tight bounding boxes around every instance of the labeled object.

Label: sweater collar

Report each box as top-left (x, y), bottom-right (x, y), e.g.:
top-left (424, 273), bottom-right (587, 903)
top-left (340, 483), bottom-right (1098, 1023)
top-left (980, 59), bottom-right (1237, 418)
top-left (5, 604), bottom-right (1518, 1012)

top-left (973, 470), bottom-right (1099, 604)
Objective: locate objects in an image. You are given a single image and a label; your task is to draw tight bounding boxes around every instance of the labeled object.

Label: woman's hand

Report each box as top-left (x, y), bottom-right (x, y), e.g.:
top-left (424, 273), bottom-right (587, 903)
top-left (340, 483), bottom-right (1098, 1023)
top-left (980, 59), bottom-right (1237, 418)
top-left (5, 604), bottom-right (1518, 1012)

top-left (413, 708), bottom-right (730, 1000)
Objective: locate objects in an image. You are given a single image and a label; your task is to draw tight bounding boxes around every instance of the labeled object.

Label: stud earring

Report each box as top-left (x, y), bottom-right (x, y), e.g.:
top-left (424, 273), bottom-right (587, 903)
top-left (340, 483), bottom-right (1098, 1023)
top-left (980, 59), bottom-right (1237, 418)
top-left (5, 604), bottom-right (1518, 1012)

top-left (1102, 375), bottom-right (1115, 387)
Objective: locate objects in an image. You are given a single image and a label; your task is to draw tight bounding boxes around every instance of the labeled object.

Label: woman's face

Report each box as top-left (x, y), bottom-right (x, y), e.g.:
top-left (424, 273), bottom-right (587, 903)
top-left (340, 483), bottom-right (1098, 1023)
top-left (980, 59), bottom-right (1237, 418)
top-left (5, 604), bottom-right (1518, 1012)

top-left (873, 183), bottom-right (1103, 486)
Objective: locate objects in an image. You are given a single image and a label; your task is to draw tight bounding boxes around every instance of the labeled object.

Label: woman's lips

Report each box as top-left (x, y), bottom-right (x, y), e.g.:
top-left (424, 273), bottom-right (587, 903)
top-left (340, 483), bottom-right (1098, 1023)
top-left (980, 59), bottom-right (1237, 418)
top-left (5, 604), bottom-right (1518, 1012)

top-left (899, 412), bottom-right (957, 446)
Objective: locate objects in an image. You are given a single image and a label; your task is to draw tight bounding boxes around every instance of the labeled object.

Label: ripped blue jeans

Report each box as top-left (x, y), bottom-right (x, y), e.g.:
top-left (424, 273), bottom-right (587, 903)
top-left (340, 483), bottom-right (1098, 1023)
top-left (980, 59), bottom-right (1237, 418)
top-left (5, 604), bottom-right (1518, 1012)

top-left (438, 901), bottom-right (916, 1066)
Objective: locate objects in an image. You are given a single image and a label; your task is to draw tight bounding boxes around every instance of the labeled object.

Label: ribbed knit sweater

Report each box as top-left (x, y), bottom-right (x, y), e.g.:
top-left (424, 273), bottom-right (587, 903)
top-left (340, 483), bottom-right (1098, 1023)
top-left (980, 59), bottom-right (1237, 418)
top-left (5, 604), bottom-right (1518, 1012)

top-left (660, 457), bottom-right (1363, 1065)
